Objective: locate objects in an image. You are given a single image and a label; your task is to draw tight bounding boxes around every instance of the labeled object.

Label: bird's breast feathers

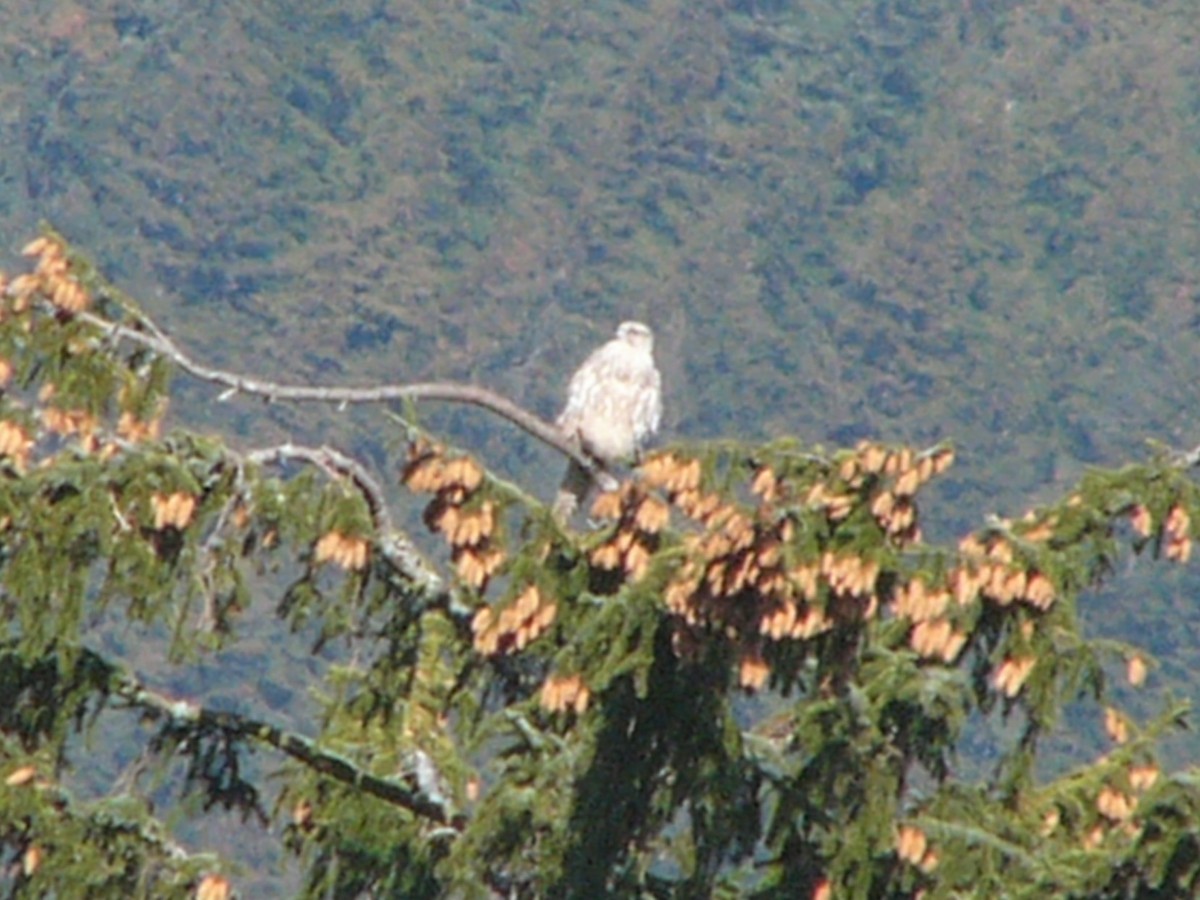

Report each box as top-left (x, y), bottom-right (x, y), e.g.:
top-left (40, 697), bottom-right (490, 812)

top-left (557, 340), bottom-right (660, 462)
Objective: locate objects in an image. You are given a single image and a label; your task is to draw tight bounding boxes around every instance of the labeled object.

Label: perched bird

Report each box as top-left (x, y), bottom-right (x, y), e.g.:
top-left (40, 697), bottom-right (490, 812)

top-left (553, 321), bottom-right (662, 521)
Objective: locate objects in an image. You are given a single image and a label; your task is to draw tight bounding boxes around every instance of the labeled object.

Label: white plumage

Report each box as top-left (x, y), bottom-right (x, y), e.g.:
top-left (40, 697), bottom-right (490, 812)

top-left (553, 321), bottom-right (662, 519)
top-left (557, 321), bottom-right (661, 461)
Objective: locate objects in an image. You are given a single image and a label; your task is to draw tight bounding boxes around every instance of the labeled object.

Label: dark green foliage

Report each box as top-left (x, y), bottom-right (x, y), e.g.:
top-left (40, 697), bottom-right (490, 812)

top-left (0, 649), bottom-right (218, 898)
top-left (5, 240), bottom-right (1200, 898)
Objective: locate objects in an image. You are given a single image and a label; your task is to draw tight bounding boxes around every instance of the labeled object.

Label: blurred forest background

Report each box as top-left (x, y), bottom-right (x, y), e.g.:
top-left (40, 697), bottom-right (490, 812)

top-left (2, 0), bottom-right (1200, 892)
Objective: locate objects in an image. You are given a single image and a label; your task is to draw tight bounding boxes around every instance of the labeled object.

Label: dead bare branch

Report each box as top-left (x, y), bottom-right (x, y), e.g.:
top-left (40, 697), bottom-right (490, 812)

top-left (77, 306), bottom-right (610, 481)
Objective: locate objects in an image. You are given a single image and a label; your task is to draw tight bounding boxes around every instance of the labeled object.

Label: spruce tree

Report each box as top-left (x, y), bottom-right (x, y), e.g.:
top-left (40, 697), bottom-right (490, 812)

top-left (0, 233), bottom-right (1198, 898)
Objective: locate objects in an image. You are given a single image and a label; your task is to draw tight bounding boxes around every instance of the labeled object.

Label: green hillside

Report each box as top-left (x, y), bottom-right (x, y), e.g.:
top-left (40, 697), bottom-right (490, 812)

top-left (2, 1), bottom-right (1200, 895)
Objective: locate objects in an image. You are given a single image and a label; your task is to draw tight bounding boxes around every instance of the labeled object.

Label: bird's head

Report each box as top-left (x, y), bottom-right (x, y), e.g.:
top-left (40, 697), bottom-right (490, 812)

top-left (616, 320), bottom-right (654, 351)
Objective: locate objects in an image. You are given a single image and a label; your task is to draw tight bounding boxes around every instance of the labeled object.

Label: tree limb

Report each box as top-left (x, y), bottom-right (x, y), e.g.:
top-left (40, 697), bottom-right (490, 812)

top-left (244, 442), bottom-right (448, 601)
top-left (103, 649), bottom-right (463, 828)
top-left (77, 305), bottom-right (609, 480)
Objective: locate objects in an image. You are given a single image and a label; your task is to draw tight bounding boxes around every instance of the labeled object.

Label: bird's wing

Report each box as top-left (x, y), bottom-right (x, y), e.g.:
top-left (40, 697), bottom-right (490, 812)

top-left (632, 363), bottom-right (662, 446)
top-left (556, 341), bottom-right (617, 431)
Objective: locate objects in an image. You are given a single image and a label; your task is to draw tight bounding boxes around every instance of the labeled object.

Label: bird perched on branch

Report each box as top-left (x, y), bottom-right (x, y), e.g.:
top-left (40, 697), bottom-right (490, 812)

top-left (553, 321), bottom-right (662, 521)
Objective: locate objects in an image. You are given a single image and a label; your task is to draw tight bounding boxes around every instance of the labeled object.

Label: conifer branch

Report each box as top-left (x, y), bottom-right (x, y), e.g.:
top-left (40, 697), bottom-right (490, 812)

top-left (7, 775), bottom-right (211, 871)
top-left (245, 443), bottom-right (395, 534)
top-left (104, 652), bottom-right (463, 827)
top-left (242, 441), bottom-right (449, 602)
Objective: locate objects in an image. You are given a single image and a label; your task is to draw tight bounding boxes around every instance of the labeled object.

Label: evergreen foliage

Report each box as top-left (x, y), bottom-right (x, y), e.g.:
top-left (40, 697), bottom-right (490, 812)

top-left (2, 234), bottom-right (1200, 897)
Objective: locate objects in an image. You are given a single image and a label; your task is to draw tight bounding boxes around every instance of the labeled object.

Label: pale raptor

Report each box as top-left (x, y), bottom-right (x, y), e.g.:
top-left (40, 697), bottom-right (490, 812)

top-left (553, 321), bottom-right (662, 520)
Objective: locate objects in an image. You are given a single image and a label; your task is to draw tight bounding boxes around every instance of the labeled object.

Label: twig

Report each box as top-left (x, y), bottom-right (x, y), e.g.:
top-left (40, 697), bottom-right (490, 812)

top-left (246, 443), bottom-right (394, 534)
top-left (1174, 443), bottom-right (1200, 469)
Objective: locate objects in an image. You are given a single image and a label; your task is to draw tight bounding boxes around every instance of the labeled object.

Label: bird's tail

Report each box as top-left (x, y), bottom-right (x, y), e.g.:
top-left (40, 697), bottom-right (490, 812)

top-left (552, 459), bottom-right (593, 523)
